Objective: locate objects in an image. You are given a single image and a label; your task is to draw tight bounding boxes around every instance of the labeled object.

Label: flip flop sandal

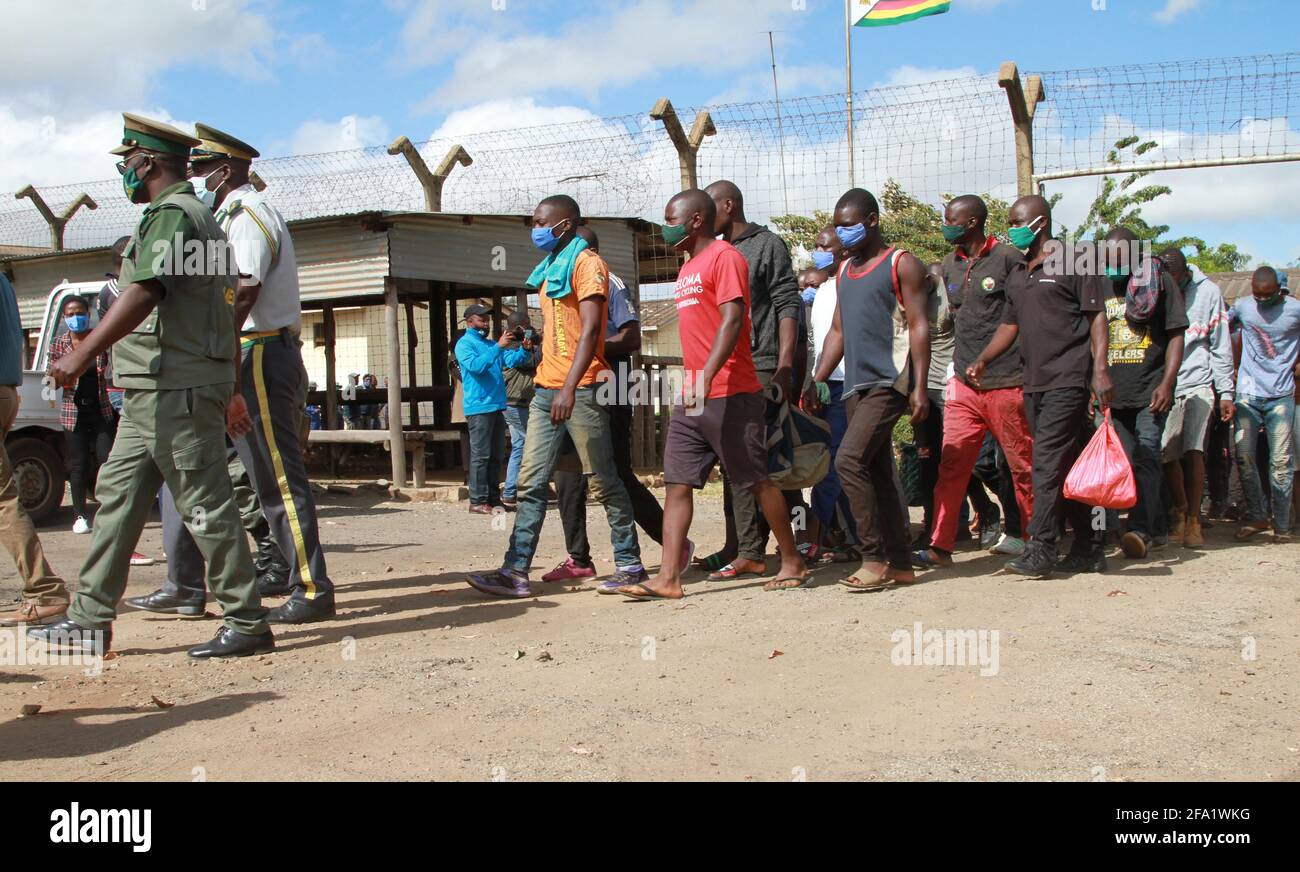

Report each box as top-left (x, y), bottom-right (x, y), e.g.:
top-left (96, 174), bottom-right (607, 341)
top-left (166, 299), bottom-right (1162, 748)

top-left (707, 563), bottom-right (764, 582)
top-left (1234, 523), bottom-right (1270, 541)
top-left (617, 583), bottom-right (681, 601)
top-left (763, 574), bottom-right (812, 592)
top-left (839, 564), bottom-right (890, 591)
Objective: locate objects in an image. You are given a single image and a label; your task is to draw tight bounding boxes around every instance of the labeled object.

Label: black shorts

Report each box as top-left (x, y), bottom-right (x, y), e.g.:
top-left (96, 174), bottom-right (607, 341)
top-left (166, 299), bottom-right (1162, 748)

top-left (663, 391), bottom-right (768, 490)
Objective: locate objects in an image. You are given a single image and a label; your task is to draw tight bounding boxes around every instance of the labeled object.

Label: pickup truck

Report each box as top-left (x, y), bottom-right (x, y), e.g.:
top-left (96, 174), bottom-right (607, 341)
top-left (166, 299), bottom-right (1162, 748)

top-left (8, 281), bottom-right (107, 523)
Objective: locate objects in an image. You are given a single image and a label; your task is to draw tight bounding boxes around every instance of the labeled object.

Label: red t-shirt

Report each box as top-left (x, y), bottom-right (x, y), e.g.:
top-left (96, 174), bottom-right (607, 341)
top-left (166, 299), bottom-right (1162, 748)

top-left (673, 240), bottom-right (763, 399)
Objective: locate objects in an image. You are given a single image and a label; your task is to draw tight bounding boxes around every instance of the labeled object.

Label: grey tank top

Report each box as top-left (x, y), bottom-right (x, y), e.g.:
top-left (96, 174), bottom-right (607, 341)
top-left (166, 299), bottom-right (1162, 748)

top-left (837, 247), bottom-right (911, 399)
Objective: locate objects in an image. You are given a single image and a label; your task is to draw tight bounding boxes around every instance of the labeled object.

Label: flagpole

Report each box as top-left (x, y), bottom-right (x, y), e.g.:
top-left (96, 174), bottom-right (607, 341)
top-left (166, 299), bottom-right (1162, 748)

top-left (844, 0), bottom-right (855, 188)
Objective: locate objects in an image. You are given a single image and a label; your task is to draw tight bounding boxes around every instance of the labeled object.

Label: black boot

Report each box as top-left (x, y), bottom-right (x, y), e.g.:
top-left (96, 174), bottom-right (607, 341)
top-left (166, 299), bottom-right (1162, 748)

top-left (187, 626), bottom-right (275, 659)
top-left (254, 531), bottom-right (292, 597)
top-left (125, 589), bottom-right (207, 617)
top-left (1056, 546), bottom-right (1108, 575)
top-left (27, 618), bottom-right (111, 654)
top-left (267, 595), bottom-right (335, 624)
top-left (1005, 541), bottom-right (1056, 579)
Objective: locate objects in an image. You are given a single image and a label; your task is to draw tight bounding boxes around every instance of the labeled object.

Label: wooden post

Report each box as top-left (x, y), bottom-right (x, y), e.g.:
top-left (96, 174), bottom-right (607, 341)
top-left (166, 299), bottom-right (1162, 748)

top-left (405, 301), bottom-right (420, 428)
top-left (383, 278), bottom-right (407, 486)
top-left (649, 98), bottom-right (717, 190)
top-left (322, 303), bottom-right (338, 476)
top-left (998, 61), bottom-right (1046, 197)
top-left (387, 136), bottom-right (472, 212)
top-left (14, 186), bottom-right (97, 252)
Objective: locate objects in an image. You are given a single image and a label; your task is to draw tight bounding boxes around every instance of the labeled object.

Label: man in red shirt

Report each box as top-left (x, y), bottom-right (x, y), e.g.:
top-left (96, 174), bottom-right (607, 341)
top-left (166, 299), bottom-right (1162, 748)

top-left (617, 190), bottom-right (808, 599)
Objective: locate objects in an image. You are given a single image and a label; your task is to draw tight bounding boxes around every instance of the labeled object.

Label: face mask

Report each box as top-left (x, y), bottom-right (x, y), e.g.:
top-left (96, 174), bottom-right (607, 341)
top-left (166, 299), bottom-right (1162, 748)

top-left (121, 157), bottom-right (149, 204)
top-left (531, 219), bottom-right (568, 252)
top-left (1007, 216), bottom-right (1044, 252)
top-left (191, 171), bottom-right (223, 210)
top-left (474, 325), bottom-right (490, 337)
top-left (1105, 266), bottom-right (1130, 280)
top-left (1256, 292), bottom-right (1284, 308)
top-left (835, 222), bottom-right (867, 249)
top-left (941, 223), bottom-right (967, 243)
top-left (660, 221), bottom-right (690, 249)
top-left (800, 288), bottom-right (817, 305)
top-left (65, 314), bottom-right (89, 333)
top-left (811, 249), bottom-right (835, 270)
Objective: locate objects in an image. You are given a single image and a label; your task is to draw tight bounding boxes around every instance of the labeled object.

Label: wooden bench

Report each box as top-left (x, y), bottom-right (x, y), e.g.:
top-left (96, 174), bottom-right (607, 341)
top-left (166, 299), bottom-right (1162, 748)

top-left (308, 429), bottom-right (460, 487)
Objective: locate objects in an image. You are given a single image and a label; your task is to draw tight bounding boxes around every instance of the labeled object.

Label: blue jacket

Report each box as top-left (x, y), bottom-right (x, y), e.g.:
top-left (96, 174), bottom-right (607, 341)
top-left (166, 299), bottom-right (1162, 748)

top-left (0, 275), bottom-right (24, 387)
top-left (455, 329), bottom-right (527, 416)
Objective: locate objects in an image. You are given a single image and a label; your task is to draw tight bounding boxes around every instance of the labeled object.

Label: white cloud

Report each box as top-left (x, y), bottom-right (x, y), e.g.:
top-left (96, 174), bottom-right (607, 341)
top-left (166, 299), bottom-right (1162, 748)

top-left (280, 115), bottom-right (392, 156)
top-left (1153, 0), bottom-right (1202, 24)
top-left (430, 99), bottom-right (601, 140)
top-left (876, 65), bottom-right (981, 89)
top-left (0, 0), bottom-right (274, 114)
top-left (404, 0), bottom-right (797, 110)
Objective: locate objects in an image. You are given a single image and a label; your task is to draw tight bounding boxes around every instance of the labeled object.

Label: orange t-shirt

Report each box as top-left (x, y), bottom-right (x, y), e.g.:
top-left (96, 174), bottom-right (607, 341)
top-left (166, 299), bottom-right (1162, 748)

top-left (536, 248), bottom-right (610, 390)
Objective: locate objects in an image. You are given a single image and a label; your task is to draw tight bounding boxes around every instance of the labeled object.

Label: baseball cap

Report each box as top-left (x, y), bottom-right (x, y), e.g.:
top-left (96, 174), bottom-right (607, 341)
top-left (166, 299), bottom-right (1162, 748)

top-left (463, 303), bottom-right (493, 319)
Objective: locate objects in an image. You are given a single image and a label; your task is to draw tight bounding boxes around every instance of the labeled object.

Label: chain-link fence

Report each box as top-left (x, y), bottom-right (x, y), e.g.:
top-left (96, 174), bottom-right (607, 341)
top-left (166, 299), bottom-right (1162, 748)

top-left (2, 51), bottom-right (1296, 255)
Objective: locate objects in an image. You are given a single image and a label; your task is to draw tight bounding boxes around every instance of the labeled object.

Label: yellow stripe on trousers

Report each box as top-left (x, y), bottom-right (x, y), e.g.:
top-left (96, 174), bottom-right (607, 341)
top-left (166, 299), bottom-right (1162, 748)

top-left (253, 344), bottom-right (316, 598)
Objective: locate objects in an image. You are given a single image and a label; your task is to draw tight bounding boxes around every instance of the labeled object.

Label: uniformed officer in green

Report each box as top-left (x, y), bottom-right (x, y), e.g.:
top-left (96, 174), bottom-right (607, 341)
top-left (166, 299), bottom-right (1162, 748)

top-left (29, 113), bottom-right (273, 659)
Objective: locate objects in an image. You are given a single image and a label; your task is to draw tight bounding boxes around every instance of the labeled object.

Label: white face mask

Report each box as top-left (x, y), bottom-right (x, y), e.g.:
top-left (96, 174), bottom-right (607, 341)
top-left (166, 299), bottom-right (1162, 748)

top-left (191, 169), bottom-right (227, 210)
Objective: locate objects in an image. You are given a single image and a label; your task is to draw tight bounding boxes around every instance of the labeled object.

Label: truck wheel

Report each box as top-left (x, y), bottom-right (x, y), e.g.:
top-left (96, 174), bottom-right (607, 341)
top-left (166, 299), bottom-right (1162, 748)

top-left (7, 437), bottom-right (65, 524)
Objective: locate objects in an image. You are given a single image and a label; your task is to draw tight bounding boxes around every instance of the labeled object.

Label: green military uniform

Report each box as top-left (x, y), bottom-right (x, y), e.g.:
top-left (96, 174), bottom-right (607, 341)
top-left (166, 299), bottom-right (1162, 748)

top-left (66, 114), bottom-right (267, 637)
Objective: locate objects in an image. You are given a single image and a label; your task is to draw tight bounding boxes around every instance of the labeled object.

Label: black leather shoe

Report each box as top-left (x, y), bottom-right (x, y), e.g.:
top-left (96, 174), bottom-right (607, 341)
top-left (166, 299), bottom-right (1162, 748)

top-left (125, 589), bottom-right (207, 617)
top-left (187, 626), bottom-right (275, 659)
top-left (256, 571), bottom-right (292, 598)
top-left (267, 596), bottom-right (336, 624)
top-left (27, 618), bottom-right (111, 653)
top-left (1055, 548), bottom-right (1108, 575)
top-left (1005, 542), bottom-right (1056, 579)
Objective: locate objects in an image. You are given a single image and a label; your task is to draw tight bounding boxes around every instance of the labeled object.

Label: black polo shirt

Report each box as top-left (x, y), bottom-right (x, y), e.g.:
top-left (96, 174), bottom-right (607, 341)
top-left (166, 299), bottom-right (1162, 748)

top-left (1003, 250), bottom-right (1105, 394)
top-left (942, 238), bottom-right (1024, 390)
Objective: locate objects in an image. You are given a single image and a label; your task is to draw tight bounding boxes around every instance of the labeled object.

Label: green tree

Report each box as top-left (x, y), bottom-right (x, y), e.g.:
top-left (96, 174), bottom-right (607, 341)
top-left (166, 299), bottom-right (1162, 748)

top-left (771, 180), bottom-right (1018, 268)
top-left (1187, 242), bottom-right (1251, 274)
top-left (1073, 136), bottom-right (1174, 242)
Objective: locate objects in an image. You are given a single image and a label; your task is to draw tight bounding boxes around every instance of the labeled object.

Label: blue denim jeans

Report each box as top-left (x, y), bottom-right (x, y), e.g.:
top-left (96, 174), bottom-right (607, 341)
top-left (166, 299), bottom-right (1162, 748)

top-left (809, 383), bottom-right (859, 545)
top-left (1234, 395), bottom-right (1295, 531)
top-left (466, 410), bottom-right (505, 506)
top-left (502, 404), bottom-right (529, 500)
top-left (504, 387), bottom-right (640, 573)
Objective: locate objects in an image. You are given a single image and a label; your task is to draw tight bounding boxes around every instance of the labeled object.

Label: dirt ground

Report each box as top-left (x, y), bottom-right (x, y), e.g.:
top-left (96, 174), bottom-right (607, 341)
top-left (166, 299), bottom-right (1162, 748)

top-left (2, 485), bottom-right (1297, 782)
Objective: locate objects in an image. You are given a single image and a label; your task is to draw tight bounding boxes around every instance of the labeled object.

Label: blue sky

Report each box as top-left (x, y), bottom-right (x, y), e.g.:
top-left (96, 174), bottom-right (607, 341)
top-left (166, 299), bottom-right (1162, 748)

top-left (2, 0), bottom-right (1297, 264)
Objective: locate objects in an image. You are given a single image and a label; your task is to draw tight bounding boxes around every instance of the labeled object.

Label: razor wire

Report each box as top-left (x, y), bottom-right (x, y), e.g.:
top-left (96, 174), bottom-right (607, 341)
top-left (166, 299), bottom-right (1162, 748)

top-left (0, 51), bottom-right (1297, 253)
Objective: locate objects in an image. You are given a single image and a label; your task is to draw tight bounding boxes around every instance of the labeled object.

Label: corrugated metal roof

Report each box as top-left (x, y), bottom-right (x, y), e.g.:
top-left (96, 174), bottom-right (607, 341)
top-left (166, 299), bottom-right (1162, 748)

top-left (1208, 269), bottom-right (1300, 302)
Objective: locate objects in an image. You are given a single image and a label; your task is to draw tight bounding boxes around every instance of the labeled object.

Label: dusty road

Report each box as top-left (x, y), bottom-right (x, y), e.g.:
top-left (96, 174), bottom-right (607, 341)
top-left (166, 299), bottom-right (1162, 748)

top-left (2, 486), bottom-right (1297, 782)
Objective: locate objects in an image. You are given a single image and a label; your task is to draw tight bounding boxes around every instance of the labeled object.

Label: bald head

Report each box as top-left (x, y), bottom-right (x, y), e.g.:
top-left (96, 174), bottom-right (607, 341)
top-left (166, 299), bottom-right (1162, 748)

top-left (575, 225), bottom-right (599, 252)
top-left (705, 179), bottom-right (745, 235)
top-left (1159, 247), bottom-right (1188, 286)
top-left (1251, 265), bottom-right (1281, 301)
top-left (532, 194), bottom-right (580, 246)
top-left (946, 194), bottom-right (988, 226)
top-left (665, 189), bottom-right (716, 251)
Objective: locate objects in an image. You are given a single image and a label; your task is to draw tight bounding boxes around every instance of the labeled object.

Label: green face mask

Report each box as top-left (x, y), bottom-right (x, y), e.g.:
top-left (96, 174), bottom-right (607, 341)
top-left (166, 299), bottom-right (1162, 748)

top-left (121, 157), bottom-right (149, 204)
top-left (1007, 224), bottom-right (1038, 252)
top-left (1257, 291), bottom-right (1284, 308)
top-left (1105, 266), bottom-right (1130, 280)
top-left (941, 223), bottom-right (966, 243)
top-left (660, 221), bottom-right (690, 249)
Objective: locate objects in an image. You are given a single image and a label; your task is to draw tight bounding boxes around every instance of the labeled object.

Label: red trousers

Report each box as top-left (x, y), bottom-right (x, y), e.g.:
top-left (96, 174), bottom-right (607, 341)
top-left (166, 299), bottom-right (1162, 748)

top-left (931, 379), bottom-right (1035, 553)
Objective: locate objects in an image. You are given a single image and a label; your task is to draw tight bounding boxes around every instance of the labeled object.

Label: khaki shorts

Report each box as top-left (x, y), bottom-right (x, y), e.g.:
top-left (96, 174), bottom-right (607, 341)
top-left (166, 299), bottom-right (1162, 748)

top-left (1161, 385), bottom-right (1214, 462)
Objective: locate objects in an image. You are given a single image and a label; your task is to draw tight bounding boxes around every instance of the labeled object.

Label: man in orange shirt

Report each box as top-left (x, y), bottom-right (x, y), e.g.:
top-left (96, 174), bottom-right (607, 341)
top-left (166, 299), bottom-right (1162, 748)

top-left (467, 195), bottom-right (643, 598)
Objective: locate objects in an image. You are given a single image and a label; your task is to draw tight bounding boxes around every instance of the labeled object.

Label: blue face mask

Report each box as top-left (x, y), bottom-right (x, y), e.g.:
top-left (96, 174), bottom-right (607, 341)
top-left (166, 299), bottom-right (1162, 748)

top-left (65, 314), bottom-right (89, 333)
top-left (800, 288), bottom-right (817, 305)
top-left (811, 249), bottom-right (835, 270)
top-left (835, 222), bottom-right (867, 249)
top-left (531, 219), bottom-right (568, 252)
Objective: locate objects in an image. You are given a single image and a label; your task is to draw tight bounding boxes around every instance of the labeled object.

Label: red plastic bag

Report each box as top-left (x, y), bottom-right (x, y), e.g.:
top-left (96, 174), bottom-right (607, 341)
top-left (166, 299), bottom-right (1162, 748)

top-left (1063, 408), bottom-right (1136, 509)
